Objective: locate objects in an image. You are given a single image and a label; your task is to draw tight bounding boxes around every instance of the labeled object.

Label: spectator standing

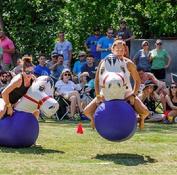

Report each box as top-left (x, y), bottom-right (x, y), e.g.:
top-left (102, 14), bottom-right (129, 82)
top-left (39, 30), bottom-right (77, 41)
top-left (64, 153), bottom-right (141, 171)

top-left (72, 51), bottom-right (86, 76)
top-left (97, 28), bottom-right (114, 60)
top-left (34, 54), bottom-right (51, 77)
top-left (116, 19), bottom-right (134, 52)
top-left (0, 30), bottom-right (15, 71)
top-left (47, 52), bottom-right (64, 83)
top-left (150, 39), bottom-right (171, 80)
top-left (53, 31), bottom-right (72, 68)
top-left (85, 27), bottom-right (102, 63)
top-left (133, 40), bottom-right (151, 72)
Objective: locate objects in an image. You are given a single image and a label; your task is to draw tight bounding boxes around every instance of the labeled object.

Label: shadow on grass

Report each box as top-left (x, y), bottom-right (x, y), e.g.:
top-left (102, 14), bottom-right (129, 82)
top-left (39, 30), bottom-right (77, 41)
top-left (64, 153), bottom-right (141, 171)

top-left (0, 146), bottom-right (65, 155)
top-left (93, 153), bottom-right (157, 166)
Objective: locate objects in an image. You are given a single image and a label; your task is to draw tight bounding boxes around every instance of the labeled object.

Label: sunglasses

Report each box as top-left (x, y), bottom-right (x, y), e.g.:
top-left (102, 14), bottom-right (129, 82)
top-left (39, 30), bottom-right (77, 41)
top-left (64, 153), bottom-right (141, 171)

top-left (108, 32), bottom-right (113, 34)
top-left (25, 70), bottom-right (33, 75)
top-left (143, 44), bottom-right (149, 46)
top-left (79, 55), bottom-right (85, 57)
top-left (156, 43), bottom-right (162, 45)
top-left (64, 73), bottom-right (71, 76)
top-left (170, 86), bottom-right (176, 89)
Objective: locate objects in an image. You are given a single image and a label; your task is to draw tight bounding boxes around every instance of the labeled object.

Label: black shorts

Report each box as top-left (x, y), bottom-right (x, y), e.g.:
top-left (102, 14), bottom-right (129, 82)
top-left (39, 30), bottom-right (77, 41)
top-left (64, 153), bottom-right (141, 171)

top-left (151, 68), bottom-right (166, 80)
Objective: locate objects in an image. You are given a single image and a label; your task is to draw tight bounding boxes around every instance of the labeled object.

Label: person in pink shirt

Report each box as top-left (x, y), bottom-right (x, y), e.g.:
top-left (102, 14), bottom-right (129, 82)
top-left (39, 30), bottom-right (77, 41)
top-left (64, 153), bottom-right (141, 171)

top-left (0, 30), bottom-right (15, 71)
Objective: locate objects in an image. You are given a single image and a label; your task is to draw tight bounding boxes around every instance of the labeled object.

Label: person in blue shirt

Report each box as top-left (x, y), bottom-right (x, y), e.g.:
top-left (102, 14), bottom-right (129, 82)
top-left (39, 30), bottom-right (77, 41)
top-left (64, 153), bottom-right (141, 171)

top-left (116, 19), bottom-right (135, 53)
top-left (97, 28), bottom-right (114, 60)
top-left (84, 27), bottom-right (102, 63)
top-left (133, 40), bottom-right (151, 72)
top-left (34, 54), bottom-right (51, 77)
top-left (53, 31), bottom-right (72, 68)
top-left (72, 51), bottom-right (86, 76)
top-left (81, 54), bottom-right (96, 80)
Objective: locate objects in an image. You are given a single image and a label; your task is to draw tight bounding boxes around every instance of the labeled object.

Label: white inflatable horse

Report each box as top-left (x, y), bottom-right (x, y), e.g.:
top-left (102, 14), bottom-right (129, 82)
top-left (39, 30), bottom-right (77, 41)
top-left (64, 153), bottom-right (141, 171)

top-left (99, 54), bottom-right (132, 101)
top-left (0, 76), bottom-right (59, 147)
top-left (14, 76), bottom-right (59, 117)
top-left (100, 71), bottom-right (127, 101)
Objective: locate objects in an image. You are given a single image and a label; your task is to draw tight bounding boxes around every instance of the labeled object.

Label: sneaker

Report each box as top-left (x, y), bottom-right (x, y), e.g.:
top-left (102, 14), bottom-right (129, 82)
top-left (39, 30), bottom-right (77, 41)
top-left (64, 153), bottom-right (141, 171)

top-left (74, 113), bottom-right (81, 121)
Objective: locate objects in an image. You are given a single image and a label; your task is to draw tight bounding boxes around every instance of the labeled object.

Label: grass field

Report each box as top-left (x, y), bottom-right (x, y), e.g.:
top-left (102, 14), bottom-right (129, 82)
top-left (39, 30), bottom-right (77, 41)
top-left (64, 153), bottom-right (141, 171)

top-left (0, 120), bottom-right (177, 175)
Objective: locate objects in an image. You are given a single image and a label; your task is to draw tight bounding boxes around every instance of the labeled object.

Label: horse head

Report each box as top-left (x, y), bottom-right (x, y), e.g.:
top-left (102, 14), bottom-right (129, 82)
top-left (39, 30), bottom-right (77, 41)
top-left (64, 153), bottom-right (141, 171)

top-left (101, 72), bottom-right (127, 101)
top-left (15, 76), bottom-right (59, 117)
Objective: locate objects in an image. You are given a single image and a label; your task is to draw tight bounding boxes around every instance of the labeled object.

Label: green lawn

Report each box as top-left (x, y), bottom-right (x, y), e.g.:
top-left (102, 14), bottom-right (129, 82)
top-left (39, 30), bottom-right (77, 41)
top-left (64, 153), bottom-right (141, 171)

top-left (0, 120), bottom-right (177, 175)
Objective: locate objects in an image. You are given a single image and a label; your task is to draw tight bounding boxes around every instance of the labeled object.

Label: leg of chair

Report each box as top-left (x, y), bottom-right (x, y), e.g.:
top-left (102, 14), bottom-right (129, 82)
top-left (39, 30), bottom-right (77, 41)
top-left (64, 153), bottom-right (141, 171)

top-left (60, 107), bottom-right (70, 120)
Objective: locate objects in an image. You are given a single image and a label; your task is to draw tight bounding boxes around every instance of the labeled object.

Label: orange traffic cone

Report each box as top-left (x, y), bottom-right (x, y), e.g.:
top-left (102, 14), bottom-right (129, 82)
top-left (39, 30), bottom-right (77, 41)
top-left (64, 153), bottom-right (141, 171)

top-left (76, 123), bottom-right (84, 134)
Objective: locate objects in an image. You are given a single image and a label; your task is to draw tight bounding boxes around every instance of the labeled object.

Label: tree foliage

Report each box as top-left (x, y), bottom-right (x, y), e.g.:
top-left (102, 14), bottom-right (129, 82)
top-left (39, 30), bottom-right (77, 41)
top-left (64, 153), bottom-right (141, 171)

top-left (1, 0), bottom-right (177, 58)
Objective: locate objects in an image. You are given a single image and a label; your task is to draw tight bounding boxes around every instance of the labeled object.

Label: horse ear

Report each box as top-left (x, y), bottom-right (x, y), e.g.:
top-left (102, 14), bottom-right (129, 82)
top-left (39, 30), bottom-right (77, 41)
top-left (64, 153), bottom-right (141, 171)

top-left (39, 85), bottom-right (45, 91)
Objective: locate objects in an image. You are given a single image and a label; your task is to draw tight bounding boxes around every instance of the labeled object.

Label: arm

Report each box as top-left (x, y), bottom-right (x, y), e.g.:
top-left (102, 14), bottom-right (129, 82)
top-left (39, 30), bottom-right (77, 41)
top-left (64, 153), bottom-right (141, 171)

top-left (95, 61), bottom-right (103, 96)
top-left (165, 54), bottom-right (172, 68)
top-left (165, 95), bottom-right (177, 110)
top-left (147, 73), bottom-right (159, 84)
top-left (96, 38), bottom-right (107, 52)
top-left (3, 40), bottom-right (15, 54)
top-left (49, 62), bottom-right (59, 71)
top-left (124, 29), bottom-right (135, 42)
top-left (127, 60), bottom-right (140, 95)
top-left (1, 75), bottom-right (22, 105)
top-left (153, 91), bottom-right (161, 101)
top-left (125, 35), bottom-right (135, 42)
top-left (138, 93), bottom-right (144, 101)
top-left (3, 48), bottom-right (15, 54)
top-left (97, 45), bottom-right (109, 52)
top-left (133, 50), bottom-right (140, 64)
top-left (84, 38), bottom-right (90, 52)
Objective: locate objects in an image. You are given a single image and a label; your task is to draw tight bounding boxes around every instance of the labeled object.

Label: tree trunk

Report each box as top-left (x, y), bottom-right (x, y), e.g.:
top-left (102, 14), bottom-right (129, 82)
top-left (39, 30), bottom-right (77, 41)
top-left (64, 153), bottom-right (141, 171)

top-left (0, 0), bottom-right (4, 30)
top-left (0, 15), bottom-right (4, 30)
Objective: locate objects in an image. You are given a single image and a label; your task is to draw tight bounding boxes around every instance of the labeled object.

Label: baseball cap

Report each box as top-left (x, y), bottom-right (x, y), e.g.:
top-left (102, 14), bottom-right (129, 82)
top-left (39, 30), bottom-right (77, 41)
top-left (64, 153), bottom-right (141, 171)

top-left (156, 39), bottom-right (162, 44)
top-left (51, 52), bottom-right (59, 57)
top-left (78, 51), bottom-right (86, 57)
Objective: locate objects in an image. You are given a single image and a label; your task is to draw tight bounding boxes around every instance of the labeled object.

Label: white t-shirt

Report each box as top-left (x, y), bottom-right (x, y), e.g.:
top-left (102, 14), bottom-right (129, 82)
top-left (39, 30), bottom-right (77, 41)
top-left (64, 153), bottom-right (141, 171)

top-left (55, 80), bottom-right (78, 94)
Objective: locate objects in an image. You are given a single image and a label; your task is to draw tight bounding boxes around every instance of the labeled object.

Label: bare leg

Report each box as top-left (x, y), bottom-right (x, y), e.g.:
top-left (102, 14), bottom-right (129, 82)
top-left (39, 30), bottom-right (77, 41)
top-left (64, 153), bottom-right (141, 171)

top-left (69, 95), bottom-right (77, 118)
top-left (84, 97), bottom-right (98, 129)
top-left (33, 110), bottom-right (40, 119)
top-left (133, 96), bottom-right (150, 130)
top-left (0, 99), bottom-right (7, 119)
top-left (68, 91), bottom-right (83, 113)
top-left (160, 94), bottom-right (166, 112)
top-left (168, 110), bottom-right (177, 117)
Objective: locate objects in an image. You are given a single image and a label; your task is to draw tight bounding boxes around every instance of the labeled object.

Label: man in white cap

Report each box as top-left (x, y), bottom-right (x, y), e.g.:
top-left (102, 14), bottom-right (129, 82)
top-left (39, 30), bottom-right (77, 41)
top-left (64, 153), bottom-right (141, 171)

top-left (72, 51), bottom-right (86, 76)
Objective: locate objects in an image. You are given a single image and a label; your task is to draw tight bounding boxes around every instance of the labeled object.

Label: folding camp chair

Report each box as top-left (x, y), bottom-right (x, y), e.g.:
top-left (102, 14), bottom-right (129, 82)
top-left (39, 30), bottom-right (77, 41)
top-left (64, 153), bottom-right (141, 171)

top-left (55, 95), bottom-right (70, 120)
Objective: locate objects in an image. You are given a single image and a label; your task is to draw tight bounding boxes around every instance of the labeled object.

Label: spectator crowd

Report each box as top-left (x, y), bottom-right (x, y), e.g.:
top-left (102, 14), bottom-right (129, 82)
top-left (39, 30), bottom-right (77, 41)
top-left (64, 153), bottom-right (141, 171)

top-left (0, 19), bottom-right (177, 125)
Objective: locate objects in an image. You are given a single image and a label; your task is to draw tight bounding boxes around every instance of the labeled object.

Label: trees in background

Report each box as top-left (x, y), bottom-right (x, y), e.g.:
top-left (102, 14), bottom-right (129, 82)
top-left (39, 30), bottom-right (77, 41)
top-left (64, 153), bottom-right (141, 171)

top-left (1, 0), bottom-right (177, 58)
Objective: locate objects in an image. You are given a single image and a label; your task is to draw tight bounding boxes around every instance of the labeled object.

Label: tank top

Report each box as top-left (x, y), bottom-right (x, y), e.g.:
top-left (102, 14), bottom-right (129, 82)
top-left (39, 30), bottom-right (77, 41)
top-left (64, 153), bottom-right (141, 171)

top-left (166, 99), bottom-right (177, 111)
top-left (9, 74), bottom-right (33, 104)
top-left (99, 54), bottom-right (132, 90)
